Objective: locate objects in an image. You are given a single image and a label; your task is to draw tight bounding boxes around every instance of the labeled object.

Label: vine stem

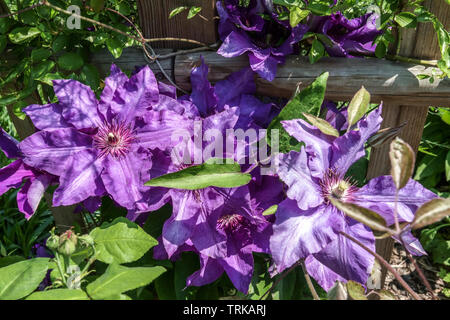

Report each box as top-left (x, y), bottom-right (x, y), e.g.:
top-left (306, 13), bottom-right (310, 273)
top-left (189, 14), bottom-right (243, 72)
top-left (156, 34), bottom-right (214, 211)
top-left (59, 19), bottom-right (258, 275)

top-left (300, 260), bottom-right (320, 300)
top-left (0, 1), bottom-right (43, 18)
top-left (339, 231), bottom-right (422, 300)
top-left (400, 237), bottom-right (439, 300)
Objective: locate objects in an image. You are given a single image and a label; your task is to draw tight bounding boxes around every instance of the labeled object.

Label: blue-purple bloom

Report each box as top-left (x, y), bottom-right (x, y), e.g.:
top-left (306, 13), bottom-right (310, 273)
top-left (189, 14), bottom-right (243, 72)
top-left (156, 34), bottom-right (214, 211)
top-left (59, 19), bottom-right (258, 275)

top-left (309, 11), bottom-right (383, 57)
top-left (217, 0), bottom-right (309, 81)
top-left (19, 65), bottom-right (191, 212)
top-left (0, 128), bottom-right (56, 219)
top-left (270, 106), bottom-right (437, 290)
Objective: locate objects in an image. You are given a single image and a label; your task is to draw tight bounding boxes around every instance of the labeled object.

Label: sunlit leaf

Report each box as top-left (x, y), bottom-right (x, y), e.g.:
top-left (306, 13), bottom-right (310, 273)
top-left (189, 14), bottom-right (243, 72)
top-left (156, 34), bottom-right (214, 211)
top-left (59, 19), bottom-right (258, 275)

top-left (347, 86), bottom-right (370, 128)
top-left (411, 198), bottom-right (450, 230)
top-left (389, 137), bottom-right (415, 190)
top-left (302, 112), bottom-right (339, 137)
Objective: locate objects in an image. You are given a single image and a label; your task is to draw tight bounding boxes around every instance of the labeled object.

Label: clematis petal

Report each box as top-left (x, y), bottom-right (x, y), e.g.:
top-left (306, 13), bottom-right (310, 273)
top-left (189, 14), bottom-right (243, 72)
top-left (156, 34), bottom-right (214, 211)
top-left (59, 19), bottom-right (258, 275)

top-left (276, 149), bottom-right (323, 210)
top-left (305, 255), bottom-right (346, 292)
top-left (162, 190), bottom-right (202, 258)
top-left (248, 52), bottom-right (279, 81)
top-left (135, 110), bottom-right (194, 151)
top-left (53, 149), bottom-right (104, 206)
top-left (99, 64), bottom-right (129, 113)
top-left (53, 79), bottom-right (101, 129)
top-left (282, 119), bottom-right (333, 176)
top-left (0, 128), bottom-right (20, 158)
top-left (353, 175), bottom-right (437, 225)
top-left (23, 103), bottom-right (70, 130)
top-left (217, 31), bottom-right (257, 58)
top-left (331, 106), bottom-right (382, 176)
top-left (398, 230), bottom-right (427, 256)
top-left (190, 58), bottom-right (217, 117)
top-left (214, 67), bottom-right (256, 110)
top-left (0, 160), bottom-right (34, 195)
top-left (109, 65), bottom-right (159, 122)
top-left (17, 174), bottom-right (53, 220)
top-left (220, 250), bottom-right (254, 294)
top-left (313, 219), bottom-right (376, 288)
top-left (186, 255), bottom-right (224, 288)
top-left (19, 128), bottom-right (92, 176)
top-left (101, 147), bottom-right (153, 210)
top-left (270, 200), bottom-right (345, 272)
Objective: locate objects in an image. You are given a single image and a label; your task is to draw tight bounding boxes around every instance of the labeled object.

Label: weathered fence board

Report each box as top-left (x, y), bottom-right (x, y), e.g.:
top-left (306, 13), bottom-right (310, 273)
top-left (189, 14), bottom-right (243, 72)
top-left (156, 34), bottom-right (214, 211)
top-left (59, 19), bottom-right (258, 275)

top-left (174, 52), bottom-right (450, 107)
top-left (137, 0), bottom-right (218, 48)
top-left (366, 0), bottom-right (450, 290)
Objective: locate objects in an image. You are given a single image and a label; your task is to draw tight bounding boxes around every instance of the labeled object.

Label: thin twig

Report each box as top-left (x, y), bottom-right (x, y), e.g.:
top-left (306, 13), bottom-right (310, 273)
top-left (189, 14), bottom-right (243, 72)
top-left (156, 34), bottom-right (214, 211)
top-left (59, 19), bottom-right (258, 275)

top-left (145, 37), bottom-right (209, 47)
top-left (339, 231), bottom-right (422, 300)
top-left (300, 260), bottom-right (320, 300)
top-left (400, 237), bottom-right (439, 300)
top-left (0, 2), bottom-right (43, 18)
top-left (156, 42), bottom-right (220, 60)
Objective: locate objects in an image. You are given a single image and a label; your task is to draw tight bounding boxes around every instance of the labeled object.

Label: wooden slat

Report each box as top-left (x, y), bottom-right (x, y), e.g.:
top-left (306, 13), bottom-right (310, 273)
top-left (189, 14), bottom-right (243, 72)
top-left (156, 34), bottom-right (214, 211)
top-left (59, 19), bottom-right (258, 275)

top-left (89, 48), bottom-right (174, 82)
top-left (174, 52), bottom-right (450, 107)
top-left (366, 0), bottom-right (450, 290)
top-left (137, 0), bottom-right (217, 48)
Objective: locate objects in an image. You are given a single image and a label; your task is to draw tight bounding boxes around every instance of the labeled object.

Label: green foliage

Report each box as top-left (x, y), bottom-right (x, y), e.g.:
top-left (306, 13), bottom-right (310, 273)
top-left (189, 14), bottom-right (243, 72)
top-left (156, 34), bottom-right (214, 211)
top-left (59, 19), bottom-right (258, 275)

top-left (0, 217), bottom-right (164, 300)
top-left (267, 72), bottom-right (329, 153)
top-left (0, 0), bottom-right (139, 110)
top-left (90, 217), bottom-right (158, 264)
top-left (145, 160), bottom-right (252, 190)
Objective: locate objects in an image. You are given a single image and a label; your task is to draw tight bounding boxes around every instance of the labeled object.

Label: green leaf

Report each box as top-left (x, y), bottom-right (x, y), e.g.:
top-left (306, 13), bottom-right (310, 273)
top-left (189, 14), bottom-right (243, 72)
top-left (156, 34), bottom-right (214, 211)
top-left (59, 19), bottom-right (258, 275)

top-left (389, 137), bottom-right (415, 190)
top-left (262, 205), bottom-right (278, 216)
top-left (80, 64), bottom-right (100, 90)
top-left (86, 264), bottom-right (166, 300)
top-left (106, 38), bottom-right (123, 59)
top-left (309, 38), bottom-right (325, 64)
top-left (31, 48), bottom-right (52, 63)
top-left (169, 6), bottom-right (188, 19)
top-left (90, 217), bottom-right (158, 264)
top-left (0, 59), bottom-right (29, 86)
top-left (0, 256), bottom-right (25, 268)
top-left (187, 6), bottom-right (202, 19)
top-left (52, 35), bottom-right (69, 52)
top-left (26, 289), bottom-right (90, 300)
top-left (8, 27), bottom-right (40, 44)
top-left (375, 42), bottom-right (387, 58)
top-left (32, 60), bottom-right (55, 79)
top-left (0, 18), bottom-right (12, 34)
top-left (347, 86), bottom-right (371, 128)
top-left (90, 0), bottom-right (105, 13)
top-left (394, 12), bottom-right (417, 28)
top-left (118, 2), bottom-right (131, 16)
top-left (446, 151), bottom-right (450, 182)
top-left (411, 198), bottom-right (450, 230)
top-left (0, 35), bottom-right (6, 55)
top-left (145, 160), bottom-right (251, 190)
top-left (36, 72), bottom-right (63, 86)
top-left (13, 100), bottom-right (28, 120)
top-left (302, 112), bottom-right (339, 137)
top-left (57, 52), bottom-right (84, 71)
top-left (346, 281), bottom-right (367, 300)
top-left (289, 7), bottom-right (310, 28)
top-left (267, 72), bottom-right (329, 153)
top-left (0, 258), bottom-right (49, 300)
top-left (329, 198), bottom-right (388, 232)
top-left (327, 281), bottom-right (348, 300)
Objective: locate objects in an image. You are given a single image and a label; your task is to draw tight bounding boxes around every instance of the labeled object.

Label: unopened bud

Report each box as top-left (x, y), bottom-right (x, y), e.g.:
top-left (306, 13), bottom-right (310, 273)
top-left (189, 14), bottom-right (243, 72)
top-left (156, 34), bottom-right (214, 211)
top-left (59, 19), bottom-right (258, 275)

top-left (58, 230), bottom-right (78, 256)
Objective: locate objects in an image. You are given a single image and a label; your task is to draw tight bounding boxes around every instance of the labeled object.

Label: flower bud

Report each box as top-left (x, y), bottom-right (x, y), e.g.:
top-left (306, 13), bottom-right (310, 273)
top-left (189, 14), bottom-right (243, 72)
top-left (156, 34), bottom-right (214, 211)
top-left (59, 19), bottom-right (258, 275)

top-left (58, 230), bottom-right (78, 256)
top-left (78, 235), bottom-right (94, 247)
top-left (46, 234), bottom-right (59, 251)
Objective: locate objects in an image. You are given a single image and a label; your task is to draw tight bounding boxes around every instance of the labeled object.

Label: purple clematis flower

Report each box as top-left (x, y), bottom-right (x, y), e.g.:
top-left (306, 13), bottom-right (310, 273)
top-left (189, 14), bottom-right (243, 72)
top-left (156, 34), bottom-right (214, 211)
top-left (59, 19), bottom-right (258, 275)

top-left (0, 128), bottom-right (56, 219)
top-left (19, 65), bottom-right (191, 212)
top-left (217, 0), bottom-right (309, 81)
top-left (154, 176), bottom-right (281, 293)
top-left (270, 105), bottom-right (437, 290)
top-left (309, 11), bottom-right (383, 57)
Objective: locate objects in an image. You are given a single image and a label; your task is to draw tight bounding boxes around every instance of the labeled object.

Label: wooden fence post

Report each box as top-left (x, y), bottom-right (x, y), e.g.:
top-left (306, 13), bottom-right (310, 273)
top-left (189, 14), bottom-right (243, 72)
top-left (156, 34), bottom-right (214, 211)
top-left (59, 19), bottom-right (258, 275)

top-left (137, 0), bottom-right (218, 49)
top-left (366, 0), bottom-right (450, 289)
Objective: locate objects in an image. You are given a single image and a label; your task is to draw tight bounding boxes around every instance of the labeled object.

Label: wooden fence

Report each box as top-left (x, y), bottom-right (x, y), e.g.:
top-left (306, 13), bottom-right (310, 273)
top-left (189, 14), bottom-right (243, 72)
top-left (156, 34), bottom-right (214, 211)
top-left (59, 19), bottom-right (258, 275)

top-left (1, 0), bottom-right (450, 291)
